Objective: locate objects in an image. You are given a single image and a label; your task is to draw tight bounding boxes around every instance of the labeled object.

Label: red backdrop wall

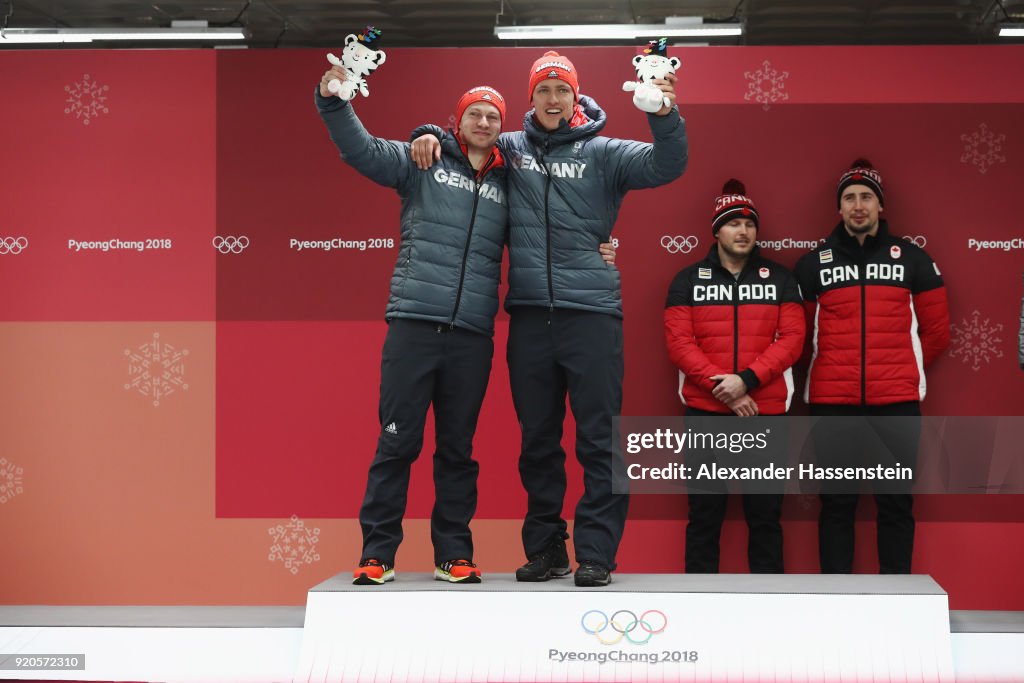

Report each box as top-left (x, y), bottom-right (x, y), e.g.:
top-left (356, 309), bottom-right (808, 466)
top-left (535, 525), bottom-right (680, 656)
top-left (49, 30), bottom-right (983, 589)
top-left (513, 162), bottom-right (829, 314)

top-left (1, 46), bottom-right (1022, 608)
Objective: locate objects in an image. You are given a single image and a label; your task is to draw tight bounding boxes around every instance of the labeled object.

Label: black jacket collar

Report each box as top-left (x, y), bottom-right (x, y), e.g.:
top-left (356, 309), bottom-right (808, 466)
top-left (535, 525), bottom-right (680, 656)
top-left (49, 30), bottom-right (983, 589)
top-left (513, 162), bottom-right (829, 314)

top-left (832, 219), bottom-right (890, 255)
top-left (706, 244), bottom-right (763, 279)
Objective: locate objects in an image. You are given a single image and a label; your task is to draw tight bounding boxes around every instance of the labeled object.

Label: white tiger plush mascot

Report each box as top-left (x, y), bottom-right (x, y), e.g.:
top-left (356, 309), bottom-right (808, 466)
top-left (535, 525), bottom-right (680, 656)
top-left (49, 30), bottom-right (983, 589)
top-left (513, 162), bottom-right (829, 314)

top-left (622, 38), bottom-right (681, 113)
top-left (326, 26), bottom-right (386, 101)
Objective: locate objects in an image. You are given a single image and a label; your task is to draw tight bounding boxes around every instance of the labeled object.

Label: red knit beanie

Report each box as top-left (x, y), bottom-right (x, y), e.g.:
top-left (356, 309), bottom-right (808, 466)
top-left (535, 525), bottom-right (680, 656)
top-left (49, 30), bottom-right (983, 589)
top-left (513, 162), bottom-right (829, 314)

top-left (837, 158), bottom-right (884, 207)
top-left (527, 51), bottom-right (579, 103)
top-left (455, 86), bottom-right (506, 125)
top-left (712, 179), bottom-right (759, 235)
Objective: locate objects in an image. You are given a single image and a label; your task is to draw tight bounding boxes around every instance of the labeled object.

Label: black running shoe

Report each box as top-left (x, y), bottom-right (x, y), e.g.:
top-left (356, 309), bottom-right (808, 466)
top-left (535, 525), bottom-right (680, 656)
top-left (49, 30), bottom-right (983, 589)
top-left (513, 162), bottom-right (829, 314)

top-left (515, 538), bottom-right (572, 582)
top-left (574, 560), bottom-right (611, 587)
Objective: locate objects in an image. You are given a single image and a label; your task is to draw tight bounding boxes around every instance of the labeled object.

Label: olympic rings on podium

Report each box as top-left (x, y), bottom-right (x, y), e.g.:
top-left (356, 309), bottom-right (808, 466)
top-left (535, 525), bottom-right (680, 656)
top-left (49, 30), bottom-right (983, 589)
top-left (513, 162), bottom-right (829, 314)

top-left (580, 609), bottom-right (668, 645)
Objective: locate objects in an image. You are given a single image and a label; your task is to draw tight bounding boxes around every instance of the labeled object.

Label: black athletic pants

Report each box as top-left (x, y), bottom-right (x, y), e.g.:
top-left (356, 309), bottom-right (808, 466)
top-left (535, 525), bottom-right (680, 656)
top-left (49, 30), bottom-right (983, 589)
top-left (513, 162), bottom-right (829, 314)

top-left (683, 407), bottom-right (785, 574)
top-left (507, 307), bottom-right (628, 570)
top-left (358, 318), bottom-right (493, 565)
top-left (811, 401), bottom-right (921, 574)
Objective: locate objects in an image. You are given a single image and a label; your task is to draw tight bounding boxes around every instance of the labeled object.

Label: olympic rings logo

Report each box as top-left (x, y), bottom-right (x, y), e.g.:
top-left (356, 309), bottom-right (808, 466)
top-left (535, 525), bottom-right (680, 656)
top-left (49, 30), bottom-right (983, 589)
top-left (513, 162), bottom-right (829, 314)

top-left (581, 609), bottom-right (668, 645)
top-left (661, 235), bottom-right (699, 254)
top-left (0, 237), bottom-right (28, 255)
top-left (902, 235), bottom-right (927, 248)
top-left (212, 236), bottom-right (250, 254)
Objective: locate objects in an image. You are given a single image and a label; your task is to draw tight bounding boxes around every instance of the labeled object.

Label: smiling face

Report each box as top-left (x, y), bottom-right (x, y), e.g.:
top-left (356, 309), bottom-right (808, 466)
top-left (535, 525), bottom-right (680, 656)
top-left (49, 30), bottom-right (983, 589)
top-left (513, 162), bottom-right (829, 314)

top-left (458, 102), bottom-right (502, 153)
top-left (531, 78), bottom-right (575, 131)
top-left (839, 184), bottom-right (883, 237)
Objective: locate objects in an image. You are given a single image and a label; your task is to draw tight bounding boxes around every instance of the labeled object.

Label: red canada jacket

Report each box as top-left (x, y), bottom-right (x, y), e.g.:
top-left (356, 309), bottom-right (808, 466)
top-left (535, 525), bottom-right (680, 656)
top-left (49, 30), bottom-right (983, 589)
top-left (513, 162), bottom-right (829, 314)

top-left (664, 246), bottom-right (805, 414)
top-left (794, 221), bottom-right (950, 406)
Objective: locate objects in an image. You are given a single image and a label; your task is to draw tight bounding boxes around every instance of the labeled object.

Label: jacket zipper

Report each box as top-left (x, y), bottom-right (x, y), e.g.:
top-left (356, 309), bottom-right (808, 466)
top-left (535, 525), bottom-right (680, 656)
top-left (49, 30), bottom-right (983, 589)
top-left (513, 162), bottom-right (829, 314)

top-left (450, 152), bottom-right (495, 329)
top-left (733, 284), bottom-right (740, 374)
top-left (540, 139), bottom-right (555, 313)
top-left (860, 265), bottom-right (867, 405)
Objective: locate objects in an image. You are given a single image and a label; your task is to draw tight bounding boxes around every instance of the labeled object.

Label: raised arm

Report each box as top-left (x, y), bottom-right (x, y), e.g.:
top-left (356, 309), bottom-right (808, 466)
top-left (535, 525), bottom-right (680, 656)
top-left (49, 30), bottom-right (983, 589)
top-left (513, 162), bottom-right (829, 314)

top-left (607, 74), bottom-right (688, 192)
top-left (315, 68), bottom-right (412, 190)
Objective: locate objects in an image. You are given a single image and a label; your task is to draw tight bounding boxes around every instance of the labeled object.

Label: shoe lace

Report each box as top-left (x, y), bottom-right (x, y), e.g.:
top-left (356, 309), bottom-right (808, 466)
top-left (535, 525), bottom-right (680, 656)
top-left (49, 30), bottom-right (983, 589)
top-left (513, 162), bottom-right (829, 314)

top-left (528, 542), bottom-right (560, 564)
top-left (446, 559), bottom-right (477, 569)
top-left (360, 558), bottom-right (387, 569)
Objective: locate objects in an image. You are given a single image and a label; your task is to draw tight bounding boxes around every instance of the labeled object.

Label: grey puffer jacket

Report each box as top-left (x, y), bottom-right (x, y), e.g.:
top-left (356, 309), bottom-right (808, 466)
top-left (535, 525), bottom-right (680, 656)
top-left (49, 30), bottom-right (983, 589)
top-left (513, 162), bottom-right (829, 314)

top-left (317, 91), bottom-right (508, 336)
top-left (502, 95), bottom-right (687, 316)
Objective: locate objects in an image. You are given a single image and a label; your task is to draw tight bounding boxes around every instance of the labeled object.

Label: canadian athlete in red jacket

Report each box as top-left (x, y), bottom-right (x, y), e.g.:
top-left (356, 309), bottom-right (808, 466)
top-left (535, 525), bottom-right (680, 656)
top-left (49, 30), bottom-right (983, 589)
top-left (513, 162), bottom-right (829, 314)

top-left (798, 158), bottom-right (951, 576)
top-left (664, 179), bottom-right (804, 575)
top-left (665, 246), bottom-right (806, 415)
top-left (795, 220), bottom-right (950, 406)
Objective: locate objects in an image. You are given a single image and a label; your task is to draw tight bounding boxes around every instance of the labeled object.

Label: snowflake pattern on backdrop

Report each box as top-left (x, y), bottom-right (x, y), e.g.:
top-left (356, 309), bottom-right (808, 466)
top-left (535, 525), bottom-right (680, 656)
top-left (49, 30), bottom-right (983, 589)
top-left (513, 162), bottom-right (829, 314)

top-left (744, 60), bottom-right (789, 111)
top-left (949, 310), bottom-right (1004, 372)
top-left (960, 124), bottom-right (1006, 175)
top-left (269, 515), bottom-right (322, 575)
top-left (124, 333), bottom-right (189, 407)
top-left (0, 458), bottom-right (24, 504)
top-left (64, 74), bottom-right (110, 126)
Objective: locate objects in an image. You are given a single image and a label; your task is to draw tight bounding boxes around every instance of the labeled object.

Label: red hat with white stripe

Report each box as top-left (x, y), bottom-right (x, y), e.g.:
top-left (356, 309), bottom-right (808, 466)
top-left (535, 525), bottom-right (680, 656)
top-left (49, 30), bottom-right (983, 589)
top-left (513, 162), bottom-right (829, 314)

top-left (837, 158), bottom-right (884, 207)
top-left (455, 85), bottom-right (506, 125)
top-left (528, 51), bottom-right (579, 103)
top-left (712, 179), bottom-right (759, 235)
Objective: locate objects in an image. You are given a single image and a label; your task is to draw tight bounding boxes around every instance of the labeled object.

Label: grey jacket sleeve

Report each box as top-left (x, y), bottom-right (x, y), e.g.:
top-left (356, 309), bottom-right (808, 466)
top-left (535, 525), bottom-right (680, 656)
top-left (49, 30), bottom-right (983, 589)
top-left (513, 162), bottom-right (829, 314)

top-left (1019, 273), bottom-right (1024, 370)
top-left (410, 123), bottom-right (445, 143)
top-left (606, 108), bottom-right (688, 192)
top-left (315, 88), bottom-right (413, 191)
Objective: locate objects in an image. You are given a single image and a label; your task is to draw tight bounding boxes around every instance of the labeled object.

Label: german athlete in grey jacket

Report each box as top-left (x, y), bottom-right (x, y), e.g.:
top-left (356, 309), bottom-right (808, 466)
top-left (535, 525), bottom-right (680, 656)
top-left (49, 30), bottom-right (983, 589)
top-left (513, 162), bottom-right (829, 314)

top-left (501, 93), bottom-right (687, 318)
top-left (412, 50), bottom-right (688, 586)
top-left (508, 52), bottom-right (687, 587)
top-left (317, 71), bottom-right (510, 586)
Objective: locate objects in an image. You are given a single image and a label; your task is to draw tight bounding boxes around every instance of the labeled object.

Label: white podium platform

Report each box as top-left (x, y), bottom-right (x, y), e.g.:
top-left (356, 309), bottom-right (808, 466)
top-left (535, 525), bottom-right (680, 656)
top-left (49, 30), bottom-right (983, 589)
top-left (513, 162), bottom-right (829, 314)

top-left (0, 606), bottom-right (304, 682)
top-left (948, 611), bottom-right (1024, 683)
top-left (296, 573), bottom-right (956, 683)
top-left (1, 593), bottom-right (1020, 682)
